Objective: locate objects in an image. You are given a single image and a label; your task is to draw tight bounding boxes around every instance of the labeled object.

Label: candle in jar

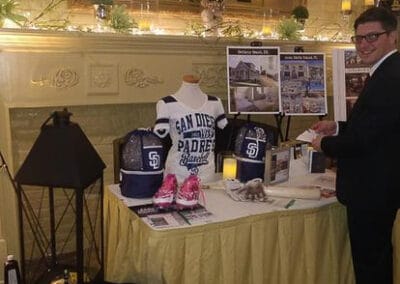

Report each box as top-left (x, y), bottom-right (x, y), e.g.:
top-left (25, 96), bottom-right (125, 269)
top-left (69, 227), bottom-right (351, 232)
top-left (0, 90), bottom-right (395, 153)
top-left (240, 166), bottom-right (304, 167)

top-left (223, 158), bottom-right (237, 180)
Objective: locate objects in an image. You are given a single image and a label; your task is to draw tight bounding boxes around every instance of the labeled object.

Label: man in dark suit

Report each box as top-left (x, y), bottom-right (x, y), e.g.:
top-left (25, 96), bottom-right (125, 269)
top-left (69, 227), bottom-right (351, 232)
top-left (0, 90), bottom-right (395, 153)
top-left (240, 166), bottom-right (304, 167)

top-left (311, 7), bottom-right (400, 284)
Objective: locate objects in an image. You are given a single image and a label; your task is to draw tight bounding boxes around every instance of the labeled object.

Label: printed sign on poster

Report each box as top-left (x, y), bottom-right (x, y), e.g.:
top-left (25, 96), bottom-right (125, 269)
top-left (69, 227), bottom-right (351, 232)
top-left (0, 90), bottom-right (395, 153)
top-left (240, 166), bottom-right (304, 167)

top-left (280, 52), bottom-right (327, 116)
top-left (227, 46), bottom-right (281, 114)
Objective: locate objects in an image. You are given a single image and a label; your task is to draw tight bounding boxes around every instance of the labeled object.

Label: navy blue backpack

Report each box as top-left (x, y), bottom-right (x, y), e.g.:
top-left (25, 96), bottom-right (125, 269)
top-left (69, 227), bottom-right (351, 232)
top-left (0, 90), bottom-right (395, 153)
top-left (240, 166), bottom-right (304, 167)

top-left (234, 123), bottom-right (268, 182)
top-left (120, 129), bottom-right (165, 198)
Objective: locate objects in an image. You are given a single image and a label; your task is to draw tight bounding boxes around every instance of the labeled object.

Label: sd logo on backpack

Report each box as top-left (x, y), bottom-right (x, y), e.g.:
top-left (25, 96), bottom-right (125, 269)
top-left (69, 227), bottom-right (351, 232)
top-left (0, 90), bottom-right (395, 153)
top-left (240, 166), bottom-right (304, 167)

top-left (120, 128), bottom-right (165, 198)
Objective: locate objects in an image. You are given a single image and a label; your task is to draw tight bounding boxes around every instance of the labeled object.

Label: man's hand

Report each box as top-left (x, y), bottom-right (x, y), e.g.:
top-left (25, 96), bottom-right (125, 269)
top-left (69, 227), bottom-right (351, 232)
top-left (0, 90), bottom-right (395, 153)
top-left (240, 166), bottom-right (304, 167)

top-left (311, 121), bottom-right (337, 136)
top-left (311, 135), bottom-right (324, 152)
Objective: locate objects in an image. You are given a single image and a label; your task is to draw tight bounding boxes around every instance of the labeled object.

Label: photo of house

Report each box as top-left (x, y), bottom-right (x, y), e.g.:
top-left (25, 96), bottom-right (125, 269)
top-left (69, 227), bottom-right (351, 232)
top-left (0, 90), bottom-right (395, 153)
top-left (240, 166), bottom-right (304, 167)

top-left (227, 46), bottom-right (281, 114)
top-left (280, 53), bottom-right (327, 115)
top-left (333, 49), bottom-right (370, 121)
top-left (343, 49), bottom-right (370, 117)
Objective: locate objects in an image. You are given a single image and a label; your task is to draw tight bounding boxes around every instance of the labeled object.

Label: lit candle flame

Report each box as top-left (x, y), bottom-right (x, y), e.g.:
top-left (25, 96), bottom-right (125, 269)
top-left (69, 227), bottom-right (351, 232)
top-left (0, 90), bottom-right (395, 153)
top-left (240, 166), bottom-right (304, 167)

top-left (341, 0), bottom-right (352, 12)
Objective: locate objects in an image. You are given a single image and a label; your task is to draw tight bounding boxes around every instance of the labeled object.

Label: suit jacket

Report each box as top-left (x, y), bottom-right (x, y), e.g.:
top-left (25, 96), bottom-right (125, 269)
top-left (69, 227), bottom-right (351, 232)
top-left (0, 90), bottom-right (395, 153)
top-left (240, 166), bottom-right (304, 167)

top-left (322, 51), bottom-right (400, 210)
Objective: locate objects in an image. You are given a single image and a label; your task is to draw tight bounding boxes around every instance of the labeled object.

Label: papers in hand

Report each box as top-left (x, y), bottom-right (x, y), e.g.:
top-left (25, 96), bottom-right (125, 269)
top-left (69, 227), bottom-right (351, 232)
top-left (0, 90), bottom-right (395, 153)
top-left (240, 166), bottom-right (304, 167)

top-left (296, 129), bottom-right (317, 143)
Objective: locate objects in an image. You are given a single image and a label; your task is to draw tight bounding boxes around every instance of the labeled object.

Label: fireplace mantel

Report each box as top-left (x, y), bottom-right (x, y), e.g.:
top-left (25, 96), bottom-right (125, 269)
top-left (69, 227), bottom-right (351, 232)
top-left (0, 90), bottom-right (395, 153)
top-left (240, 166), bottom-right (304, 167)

top-left (0, 29), bottom-right (351, 107)
top-left (0, 29), bottom-right (351, 51)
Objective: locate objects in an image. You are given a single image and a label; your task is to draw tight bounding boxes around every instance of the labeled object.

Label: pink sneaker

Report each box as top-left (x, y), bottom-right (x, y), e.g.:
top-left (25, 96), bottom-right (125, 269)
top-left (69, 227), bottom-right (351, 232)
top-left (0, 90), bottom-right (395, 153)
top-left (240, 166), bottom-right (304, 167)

top-left (153, 174), bottom-right (177, 209)
top-left (175, 175), bottom-right (201, 209)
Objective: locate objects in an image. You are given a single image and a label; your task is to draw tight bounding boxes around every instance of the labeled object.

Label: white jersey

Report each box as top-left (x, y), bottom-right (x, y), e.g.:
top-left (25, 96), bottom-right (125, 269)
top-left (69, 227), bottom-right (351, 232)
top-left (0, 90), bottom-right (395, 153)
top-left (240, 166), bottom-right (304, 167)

top-left (154, 95), bottom-right (228, 183)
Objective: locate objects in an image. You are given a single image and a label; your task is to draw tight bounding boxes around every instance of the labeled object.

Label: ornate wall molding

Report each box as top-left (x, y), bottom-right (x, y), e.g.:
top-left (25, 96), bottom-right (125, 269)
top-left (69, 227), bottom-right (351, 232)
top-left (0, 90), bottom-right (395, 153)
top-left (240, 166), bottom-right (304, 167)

top-left (1, 30), bottom-right (352, 108)
top-left (31, 68), bottom-right (79, 89)
top-left (124, 68), bottom-right (163, 88)
top-left (87, 64), bottom-right (119, 94)
top-left (193, 63), bottom-right (226, 89)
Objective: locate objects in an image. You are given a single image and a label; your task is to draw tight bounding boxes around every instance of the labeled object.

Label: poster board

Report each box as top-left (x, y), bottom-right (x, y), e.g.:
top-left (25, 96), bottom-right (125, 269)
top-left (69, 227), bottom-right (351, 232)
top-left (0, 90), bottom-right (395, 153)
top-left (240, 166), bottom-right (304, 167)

top-left (332, 48), bottom-right (370, 121)
top-left (280, 52), bottom-right (327, 116)
top-left (227, 46), bottom-right (281, 114)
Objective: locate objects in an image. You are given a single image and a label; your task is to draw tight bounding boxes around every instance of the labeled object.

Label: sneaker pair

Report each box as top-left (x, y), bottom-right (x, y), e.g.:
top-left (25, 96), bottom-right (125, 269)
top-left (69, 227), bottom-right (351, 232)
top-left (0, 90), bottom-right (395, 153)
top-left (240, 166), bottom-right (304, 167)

top-left (153, 174), bottom-right (201, 209)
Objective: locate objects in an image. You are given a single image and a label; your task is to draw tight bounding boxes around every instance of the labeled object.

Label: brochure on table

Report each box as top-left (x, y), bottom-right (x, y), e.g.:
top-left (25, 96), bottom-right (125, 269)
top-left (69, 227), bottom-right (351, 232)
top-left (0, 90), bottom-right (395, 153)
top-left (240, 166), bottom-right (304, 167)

top-left (129, 203), bottom-right (214, 229)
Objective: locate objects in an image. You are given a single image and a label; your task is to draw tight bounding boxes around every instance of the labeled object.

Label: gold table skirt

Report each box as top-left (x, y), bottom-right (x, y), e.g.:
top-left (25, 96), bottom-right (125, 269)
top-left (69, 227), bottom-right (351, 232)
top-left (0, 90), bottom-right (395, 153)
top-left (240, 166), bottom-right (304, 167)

top-left (104, 188), bottom-right (400, 284)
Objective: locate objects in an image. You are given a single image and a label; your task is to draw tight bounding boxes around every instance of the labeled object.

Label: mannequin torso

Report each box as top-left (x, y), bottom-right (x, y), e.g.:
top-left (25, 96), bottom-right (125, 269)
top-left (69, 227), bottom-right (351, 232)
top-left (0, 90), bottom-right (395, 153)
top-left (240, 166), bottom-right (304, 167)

top-left (153, 74), bottom-right (228, 183)
top-left (173, 75), bottom-right (207, 109)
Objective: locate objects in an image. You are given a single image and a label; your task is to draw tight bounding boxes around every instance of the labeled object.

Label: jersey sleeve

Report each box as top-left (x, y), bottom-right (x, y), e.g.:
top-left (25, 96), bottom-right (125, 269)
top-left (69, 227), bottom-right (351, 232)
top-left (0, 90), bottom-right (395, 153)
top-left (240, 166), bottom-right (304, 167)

top-left (153, 99), bottom-right (170, 138)
top-left (215, 97), bottom-right (228, 129)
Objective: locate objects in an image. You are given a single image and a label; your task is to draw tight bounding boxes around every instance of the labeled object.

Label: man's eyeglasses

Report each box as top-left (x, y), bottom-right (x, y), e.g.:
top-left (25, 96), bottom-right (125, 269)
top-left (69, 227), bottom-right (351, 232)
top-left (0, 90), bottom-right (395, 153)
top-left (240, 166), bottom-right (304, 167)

top-left (351, 31), bottom-right (390, 44)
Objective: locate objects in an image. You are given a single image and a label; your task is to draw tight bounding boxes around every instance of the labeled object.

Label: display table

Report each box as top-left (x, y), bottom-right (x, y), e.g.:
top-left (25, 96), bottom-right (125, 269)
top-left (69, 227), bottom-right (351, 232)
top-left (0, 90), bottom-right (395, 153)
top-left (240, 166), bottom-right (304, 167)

top-left (104, 179), bottom-right (400, 284)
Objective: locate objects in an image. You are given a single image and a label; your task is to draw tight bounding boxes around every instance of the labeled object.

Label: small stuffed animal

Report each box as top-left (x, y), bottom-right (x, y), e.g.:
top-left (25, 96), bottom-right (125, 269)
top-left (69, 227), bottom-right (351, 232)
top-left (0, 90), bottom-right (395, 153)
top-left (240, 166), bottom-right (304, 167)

top-left (238, 178), bottom-right (267, 201)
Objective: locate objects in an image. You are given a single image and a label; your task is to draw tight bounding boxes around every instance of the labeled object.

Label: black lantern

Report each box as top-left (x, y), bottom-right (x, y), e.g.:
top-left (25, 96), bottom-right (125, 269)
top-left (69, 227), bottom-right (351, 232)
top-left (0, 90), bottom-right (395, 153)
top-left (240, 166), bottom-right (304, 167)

top-left (15, 109), bottom-right (106, 284)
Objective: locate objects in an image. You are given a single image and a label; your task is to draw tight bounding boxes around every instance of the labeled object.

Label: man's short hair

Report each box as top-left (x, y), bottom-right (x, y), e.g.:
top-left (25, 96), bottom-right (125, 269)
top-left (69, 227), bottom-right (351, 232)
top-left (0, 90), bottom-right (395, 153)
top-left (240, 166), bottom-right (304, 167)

top-left (354, 7), bottom-right (397, 31)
